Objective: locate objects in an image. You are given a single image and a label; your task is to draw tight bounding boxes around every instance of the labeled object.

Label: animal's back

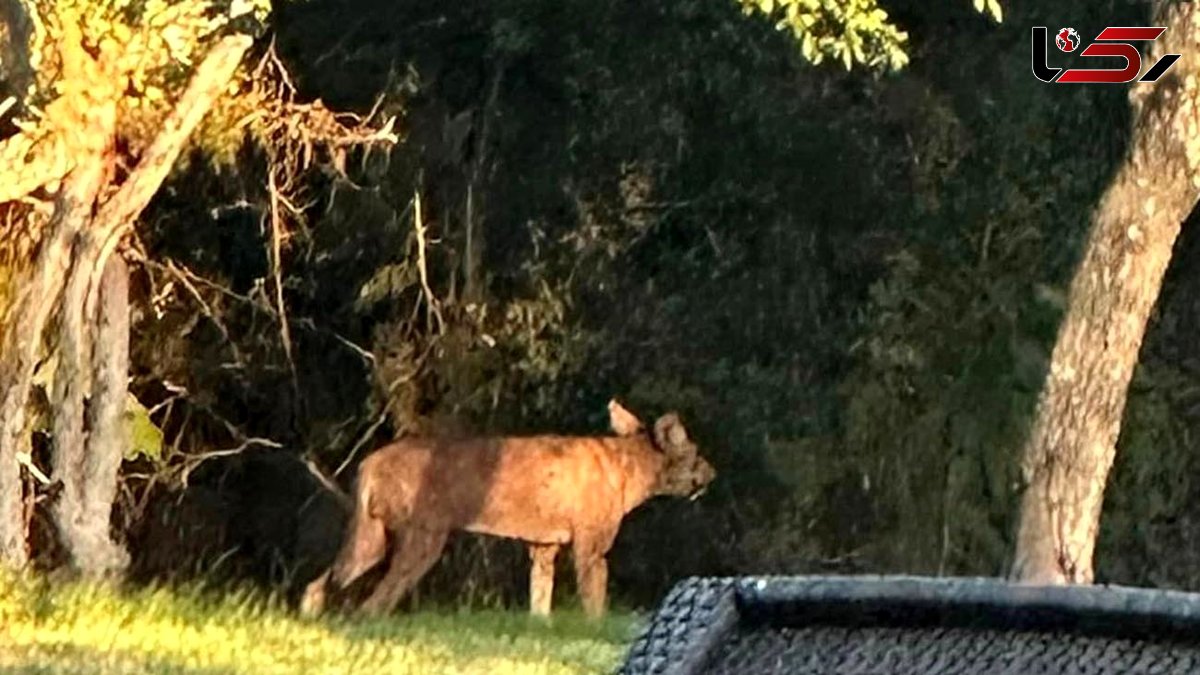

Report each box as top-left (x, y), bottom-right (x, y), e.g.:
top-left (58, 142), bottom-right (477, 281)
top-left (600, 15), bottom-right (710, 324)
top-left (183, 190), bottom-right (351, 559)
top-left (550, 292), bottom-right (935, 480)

top-left (465, 436), bottom-right (625, 543)
top-left (367, 436), bottom-right (624, 544)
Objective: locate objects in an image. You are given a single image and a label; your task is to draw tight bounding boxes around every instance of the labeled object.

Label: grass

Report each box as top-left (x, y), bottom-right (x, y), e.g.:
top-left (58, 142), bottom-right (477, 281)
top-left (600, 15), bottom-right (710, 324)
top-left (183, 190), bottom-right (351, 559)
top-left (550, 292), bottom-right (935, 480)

top-left (0, 571), bottom-right (642, 674)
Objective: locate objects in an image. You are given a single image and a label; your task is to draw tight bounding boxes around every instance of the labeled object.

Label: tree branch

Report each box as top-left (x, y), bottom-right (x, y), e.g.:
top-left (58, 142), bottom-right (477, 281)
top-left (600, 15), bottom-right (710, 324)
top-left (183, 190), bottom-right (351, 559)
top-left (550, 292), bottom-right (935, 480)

top-left (86, 34), bottom-right (254, 319)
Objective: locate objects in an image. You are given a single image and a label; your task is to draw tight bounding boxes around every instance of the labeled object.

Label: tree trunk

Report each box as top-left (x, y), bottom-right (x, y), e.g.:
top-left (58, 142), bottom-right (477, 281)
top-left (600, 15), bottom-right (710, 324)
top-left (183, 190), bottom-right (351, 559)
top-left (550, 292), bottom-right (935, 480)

top-left (43, 36), bottom-right (250, 576)
top-left (0, 158), bottom-right (110, 566)
top-left (0, 33), bottom-right (249, 571)
top-left (50, 235), bottom-right (97, 571)
top-left (1011, 2), bottom-right (1200, 584)
top-left (51, 242), bottom-right (131, 577)
top-left (81, 255), bottom-right (131, 575)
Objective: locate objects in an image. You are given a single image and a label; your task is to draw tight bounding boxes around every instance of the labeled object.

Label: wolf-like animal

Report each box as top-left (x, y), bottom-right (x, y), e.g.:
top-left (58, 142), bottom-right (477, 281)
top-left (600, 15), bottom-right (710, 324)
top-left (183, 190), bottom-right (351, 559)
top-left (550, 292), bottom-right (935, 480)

top-left (302, 400), bottom-right (715, 618)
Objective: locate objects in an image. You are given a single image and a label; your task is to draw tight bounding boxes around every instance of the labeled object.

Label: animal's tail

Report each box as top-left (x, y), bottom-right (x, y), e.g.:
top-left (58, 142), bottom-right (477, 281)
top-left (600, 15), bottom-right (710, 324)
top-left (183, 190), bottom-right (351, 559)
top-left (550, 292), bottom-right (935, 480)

top-left (350, 454), bottom-right (414, 523)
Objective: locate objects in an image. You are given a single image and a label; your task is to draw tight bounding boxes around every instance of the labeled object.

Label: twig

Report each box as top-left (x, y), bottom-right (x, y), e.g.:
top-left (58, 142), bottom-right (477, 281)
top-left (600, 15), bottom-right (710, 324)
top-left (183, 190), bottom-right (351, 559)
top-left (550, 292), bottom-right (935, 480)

top-left (127, 470), bottom-right (164, 527)
top-left (129, 252), bottom-right (248, 365)
top-left (86, 35), bottom-right (254, 323)
top-left (139, 251), bottom-right (376, 370)
top-left (311, 19), bottom-right (370, 68)
top-left (413, 190), bottom-right (445, 336)
top-left (302, 457), bottom-right (353, 510)
top-left (169, 407), bottom-right (193, 459)
top-left (267, 168), bottom-right (300, 403)
top-left (178, 437), bottom-right (282, 487)
top-left (147, 393), bottom-right (182, 417)
top-left (14, 451), bottom-right (50, 485)
top-left (463, 61), bottom-right (505, 301)
top-left (335, 409), bottom-right (389, 478)
top-left (328, 329), bottom-right (375, 364)
top-left (167, 261), bottom-right (239, 357)
top-left (133, 251), bottom-right (263, 310)
top-left (291, 317), bottom-right (375, 365)
top-left (330, 349), bottom-right (429, 479)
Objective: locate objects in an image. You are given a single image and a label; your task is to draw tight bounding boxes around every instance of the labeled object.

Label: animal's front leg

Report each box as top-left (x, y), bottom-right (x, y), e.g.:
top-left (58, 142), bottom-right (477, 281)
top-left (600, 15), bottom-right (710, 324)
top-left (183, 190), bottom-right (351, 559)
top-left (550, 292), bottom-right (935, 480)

top-left (359, 527), bottom-right (449, 617)
top-left (528, 543), bottom-right (560, 616)
top-left (572, 529), bottom-right (616, 619)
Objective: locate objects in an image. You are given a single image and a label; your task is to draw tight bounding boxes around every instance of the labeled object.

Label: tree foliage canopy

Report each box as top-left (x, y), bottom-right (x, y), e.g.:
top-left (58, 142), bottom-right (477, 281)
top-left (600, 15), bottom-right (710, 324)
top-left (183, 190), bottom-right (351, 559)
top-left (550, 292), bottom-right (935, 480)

top-left (736, 0), bottom-right (1001, 70)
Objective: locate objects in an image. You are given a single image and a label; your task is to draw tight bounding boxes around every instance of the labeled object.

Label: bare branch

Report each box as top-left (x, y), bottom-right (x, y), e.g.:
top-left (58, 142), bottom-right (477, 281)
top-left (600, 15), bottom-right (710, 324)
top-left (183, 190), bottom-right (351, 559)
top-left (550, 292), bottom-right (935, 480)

top-left (86, 35), bottom-right (254, 320)
top-left (302, 457), bottom-right (352, 510)
top-left (267, 169), bottom-right (299, 394)
top-left (329, 330), bottom-right (376, 364)
top-left (179, 437), bottom-right (282, 487)
top-left (14, 451), bottom-right (50, 485)
top-left (413, 190), bottom-right (445, 336)
top-left (334, 409), bottom-right (389, 478)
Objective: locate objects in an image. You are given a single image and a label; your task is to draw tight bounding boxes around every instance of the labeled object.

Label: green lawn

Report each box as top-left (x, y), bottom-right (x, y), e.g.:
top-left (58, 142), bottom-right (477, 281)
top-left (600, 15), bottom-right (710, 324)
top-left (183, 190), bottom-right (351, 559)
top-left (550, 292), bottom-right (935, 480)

top-left (0, 571), bottom-right (641, 674)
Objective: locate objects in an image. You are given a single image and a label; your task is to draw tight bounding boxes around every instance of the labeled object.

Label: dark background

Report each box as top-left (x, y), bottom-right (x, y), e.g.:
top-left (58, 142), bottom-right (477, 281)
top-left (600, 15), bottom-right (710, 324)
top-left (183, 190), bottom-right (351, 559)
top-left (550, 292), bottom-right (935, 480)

top-left (114, 0), bottom-right (1200, 611)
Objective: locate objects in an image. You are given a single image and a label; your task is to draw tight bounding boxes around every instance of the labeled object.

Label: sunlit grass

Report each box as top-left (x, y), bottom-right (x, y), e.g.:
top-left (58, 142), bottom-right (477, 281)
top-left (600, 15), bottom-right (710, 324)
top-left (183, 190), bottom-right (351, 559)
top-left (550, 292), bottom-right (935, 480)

top-left (0, 570), bottom-right (640, 674)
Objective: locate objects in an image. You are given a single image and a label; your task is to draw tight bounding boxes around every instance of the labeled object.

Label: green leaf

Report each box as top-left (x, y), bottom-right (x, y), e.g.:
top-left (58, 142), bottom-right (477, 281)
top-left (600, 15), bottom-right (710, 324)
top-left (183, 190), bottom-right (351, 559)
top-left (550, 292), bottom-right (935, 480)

top-left (801, 33), bottom-right (815, 61)
top-left (734, 0), bottom-right (911, 71)
top-left (986, 0), bottom-right (1003, 23)
top-left (124, 393), bottom-right (164, 463)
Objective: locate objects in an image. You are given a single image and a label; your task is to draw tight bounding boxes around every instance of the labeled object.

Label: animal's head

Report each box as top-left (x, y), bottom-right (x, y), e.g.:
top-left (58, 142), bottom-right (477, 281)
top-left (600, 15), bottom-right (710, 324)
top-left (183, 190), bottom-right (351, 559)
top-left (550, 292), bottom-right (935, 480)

top-left (609, 400), bottom-right (716, 499)
top-left (329, 466), bottom-right (388, 589)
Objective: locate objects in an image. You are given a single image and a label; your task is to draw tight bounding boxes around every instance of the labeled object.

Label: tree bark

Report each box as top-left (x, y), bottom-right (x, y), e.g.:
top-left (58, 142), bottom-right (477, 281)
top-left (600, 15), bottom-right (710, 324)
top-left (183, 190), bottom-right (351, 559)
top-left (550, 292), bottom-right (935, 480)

top-left (0, 157), bottom-right (110, 567)
top-left (50, 236), bottom-right (98, 572)
top-left (85, 256), bottom-right (130, 564)
top-left (51, 244), bottom-right (132, 576)
top-left (0, 8), bottom-right (120, 568)
top-left (44, 35), bottom-right (250, 576)
top-left (0, 32), bottom-right (251, 569)
top-left (75, 255), bottom-right (131, 576)
top-left (1011, 2), bottom-right (1200, 584)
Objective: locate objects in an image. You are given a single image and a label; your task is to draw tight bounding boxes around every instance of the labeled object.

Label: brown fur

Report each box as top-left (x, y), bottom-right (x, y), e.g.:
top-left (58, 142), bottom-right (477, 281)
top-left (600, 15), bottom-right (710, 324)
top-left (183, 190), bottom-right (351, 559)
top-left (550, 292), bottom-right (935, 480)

top-left (302, 400), bottom-right (715, 618)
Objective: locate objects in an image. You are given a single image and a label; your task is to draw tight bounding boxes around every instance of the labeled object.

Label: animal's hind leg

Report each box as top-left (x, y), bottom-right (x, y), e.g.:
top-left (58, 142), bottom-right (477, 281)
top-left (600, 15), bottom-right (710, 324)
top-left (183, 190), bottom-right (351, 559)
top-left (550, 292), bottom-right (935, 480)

top-left (299, 568), bottom-right (331, 617)
top-left (528, 543), bottom-right (560, 617)
top-left (574, 555), bottom-right (608, 618)
top-left (359, 526), bottom-right (449, 617)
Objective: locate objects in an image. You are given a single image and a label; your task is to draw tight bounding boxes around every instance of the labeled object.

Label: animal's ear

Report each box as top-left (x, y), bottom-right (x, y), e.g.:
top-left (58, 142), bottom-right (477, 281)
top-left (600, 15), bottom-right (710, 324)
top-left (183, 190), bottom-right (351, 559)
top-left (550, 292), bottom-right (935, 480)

top-left (653, 413), bottom-right (690, 454)
top-left (608, 399), bottom-right (644, 436)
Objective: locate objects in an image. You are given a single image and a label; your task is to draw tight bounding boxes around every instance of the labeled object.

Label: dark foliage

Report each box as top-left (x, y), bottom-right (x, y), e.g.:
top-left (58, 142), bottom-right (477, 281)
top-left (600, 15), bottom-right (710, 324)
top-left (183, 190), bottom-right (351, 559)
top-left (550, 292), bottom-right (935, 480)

top-left (120, 0), bottom-right (1200, 609)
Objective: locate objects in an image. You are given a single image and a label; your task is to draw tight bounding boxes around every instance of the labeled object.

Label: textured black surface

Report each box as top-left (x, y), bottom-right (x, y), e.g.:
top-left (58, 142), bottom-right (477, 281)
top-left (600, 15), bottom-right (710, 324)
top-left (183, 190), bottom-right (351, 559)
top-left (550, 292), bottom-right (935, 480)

top-left (706, 622), bottom-right (1199, 674)
top-left (618, 577), bottom-right (739, 675)
top-left (617, 576), bottom-right (1200, 675)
